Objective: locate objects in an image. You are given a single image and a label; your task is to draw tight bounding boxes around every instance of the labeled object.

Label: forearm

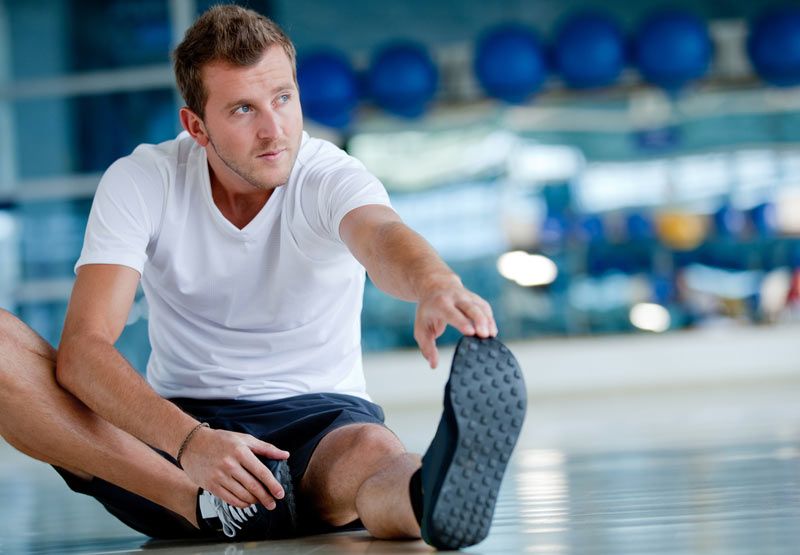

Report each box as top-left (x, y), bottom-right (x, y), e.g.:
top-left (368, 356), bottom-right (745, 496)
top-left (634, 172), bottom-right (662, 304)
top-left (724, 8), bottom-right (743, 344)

top-left (56, 333), bottom-right (198, 457)
top-left (366, 221), bottom-right (460, 302)
top-left (342, 205), bottom-right (496, 368)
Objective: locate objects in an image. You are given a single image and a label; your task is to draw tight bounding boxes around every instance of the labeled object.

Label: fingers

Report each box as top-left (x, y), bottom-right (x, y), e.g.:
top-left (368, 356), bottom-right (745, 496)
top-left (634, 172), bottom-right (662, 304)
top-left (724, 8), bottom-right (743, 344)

top-left (223, 473), bottom-right (261, 508)
top-left (247, 437), bottom-right (290, 460)
top-left (231, 467), bottom-right (277, 509)
top-left (415, 327), bottom-right (438, 368)
top-left (241, 453), bottom-right (286, 504)
top-left (414, 287), bottom-right (499, 368)
top-left (214, 483), bottom-right (252, 509)
top-left (442, 303), bottom-right (477, 336)
top-left (415, 318), bottom-right (445, 369)
top-left (434, 292), bottom-right (496, 338)
top-left (418, 293), bottom-right (496, 338)
top-left (238, 438), bottom-right (288, 506)
top-left (214, 448), bottom-right (273, 509)
top-left (193, 433), bottom-right (289, 510)
top-left (419, 334), bottom-right (439, 369)
top-left (456, 297), bottom-right (497, 337)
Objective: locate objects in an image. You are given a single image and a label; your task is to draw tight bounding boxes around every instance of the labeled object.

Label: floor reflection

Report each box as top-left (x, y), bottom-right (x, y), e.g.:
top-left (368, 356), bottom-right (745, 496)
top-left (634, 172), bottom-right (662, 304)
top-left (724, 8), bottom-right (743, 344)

top-left (2, 383), bottom-right (800, 554)
top-left (508, 443), bottom-right (800, 555)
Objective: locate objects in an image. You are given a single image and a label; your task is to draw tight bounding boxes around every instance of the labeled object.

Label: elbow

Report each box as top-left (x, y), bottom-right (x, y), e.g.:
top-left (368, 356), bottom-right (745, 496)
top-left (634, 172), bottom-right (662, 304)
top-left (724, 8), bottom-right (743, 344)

top-left (55, 334), bottom-right (86, 391)
top-left (54, 341), bottom-right (74, 390)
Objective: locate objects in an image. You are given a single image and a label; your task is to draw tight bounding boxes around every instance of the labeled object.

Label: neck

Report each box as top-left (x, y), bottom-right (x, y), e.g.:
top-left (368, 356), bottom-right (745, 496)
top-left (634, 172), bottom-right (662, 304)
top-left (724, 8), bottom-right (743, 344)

top-left (209, 166), bottom-right (273, 230)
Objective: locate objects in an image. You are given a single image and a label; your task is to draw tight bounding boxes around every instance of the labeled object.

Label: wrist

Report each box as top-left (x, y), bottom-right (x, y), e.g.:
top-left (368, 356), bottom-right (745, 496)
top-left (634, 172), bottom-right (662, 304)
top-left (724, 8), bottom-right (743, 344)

top-left (176, 422), bottom-right (209, 468)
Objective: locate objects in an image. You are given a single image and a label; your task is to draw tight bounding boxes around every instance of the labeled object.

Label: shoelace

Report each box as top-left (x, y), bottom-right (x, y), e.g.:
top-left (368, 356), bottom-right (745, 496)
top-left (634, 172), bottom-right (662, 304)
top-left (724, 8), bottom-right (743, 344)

top-left (212, 496), bottom-right (260, 538)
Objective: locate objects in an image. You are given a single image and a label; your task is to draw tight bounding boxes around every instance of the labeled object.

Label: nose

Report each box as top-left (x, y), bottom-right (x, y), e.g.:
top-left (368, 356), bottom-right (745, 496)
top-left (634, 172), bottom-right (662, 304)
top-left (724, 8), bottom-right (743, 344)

top-left (256, 109), bottom-right (281, 140)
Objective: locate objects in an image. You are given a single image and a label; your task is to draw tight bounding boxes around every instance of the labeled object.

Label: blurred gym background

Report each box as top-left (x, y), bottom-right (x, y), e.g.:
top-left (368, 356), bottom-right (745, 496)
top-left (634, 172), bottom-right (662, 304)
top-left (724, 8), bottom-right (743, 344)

top-left (1, 0), bottom-right (799, 366)
top-left (2, 1), bottom-right (800, 553)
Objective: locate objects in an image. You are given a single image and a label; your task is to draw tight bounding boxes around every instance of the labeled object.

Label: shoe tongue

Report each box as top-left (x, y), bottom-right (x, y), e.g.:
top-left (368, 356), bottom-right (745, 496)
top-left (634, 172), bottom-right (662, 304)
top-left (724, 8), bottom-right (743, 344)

top-left (198, 489), bottom-right (221, 520)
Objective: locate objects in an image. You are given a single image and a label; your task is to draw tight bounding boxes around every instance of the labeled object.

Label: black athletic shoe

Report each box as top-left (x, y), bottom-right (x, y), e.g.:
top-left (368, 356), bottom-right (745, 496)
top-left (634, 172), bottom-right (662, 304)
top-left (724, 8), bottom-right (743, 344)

top-left (197, 459), bottom-right (297, 541)
top-left (420, 336), bottom-right (526, 550)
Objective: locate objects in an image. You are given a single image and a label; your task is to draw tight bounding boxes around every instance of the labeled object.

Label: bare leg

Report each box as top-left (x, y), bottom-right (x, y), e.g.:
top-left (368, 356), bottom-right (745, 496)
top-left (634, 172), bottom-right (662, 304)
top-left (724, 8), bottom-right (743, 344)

top-left (300, 423), bottom-right (422, 539)
top-left (355, 452), bottom-right (422, 538)
top-left (0, 309), bottom-right (200, 527)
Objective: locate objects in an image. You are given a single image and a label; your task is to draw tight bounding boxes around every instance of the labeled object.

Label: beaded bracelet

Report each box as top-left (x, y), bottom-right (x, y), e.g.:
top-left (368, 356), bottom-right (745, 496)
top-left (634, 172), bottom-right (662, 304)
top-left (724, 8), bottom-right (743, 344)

top-left (176, 422), bottom-right (209, 469)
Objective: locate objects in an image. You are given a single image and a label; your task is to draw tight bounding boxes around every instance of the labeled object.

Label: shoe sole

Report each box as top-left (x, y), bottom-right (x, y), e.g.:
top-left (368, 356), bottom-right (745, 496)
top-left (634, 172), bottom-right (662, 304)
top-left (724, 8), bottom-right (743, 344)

top-left (263, 459), bottom-right (297, 539)
top-left (421, 336), bottom-right (527, 550)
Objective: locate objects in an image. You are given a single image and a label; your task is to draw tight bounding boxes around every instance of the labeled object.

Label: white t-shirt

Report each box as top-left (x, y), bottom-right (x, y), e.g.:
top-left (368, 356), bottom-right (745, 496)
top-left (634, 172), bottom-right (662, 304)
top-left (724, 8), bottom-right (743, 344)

top-left (76, 131), bottom-right (392, 401)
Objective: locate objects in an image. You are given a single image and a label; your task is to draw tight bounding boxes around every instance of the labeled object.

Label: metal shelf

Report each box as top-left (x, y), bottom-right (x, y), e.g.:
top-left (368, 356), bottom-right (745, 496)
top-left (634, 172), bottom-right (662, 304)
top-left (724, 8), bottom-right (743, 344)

top-left (0, 64), bottom-right (175, 101)
top-left (14, 277), bottom-right (74, 304)
top-left (0, 173), bottom-right (101, 204)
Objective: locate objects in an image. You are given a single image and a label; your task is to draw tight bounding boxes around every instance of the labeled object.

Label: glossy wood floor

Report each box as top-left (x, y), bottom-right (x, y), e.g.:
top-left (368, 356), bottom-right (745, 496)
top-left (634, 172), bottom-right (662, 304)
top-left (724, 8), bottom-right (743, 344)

top-left (2, 380), bottom-right (799, 554)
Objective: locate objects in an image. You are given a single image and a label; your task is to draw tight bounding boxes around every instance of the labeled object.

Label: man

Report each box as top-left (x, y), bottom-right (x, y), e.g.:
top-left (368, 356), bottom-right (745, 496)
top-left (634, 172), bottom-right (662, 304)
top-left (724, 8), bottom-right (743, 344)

top-left (0, 5), bottom-right (525, 549)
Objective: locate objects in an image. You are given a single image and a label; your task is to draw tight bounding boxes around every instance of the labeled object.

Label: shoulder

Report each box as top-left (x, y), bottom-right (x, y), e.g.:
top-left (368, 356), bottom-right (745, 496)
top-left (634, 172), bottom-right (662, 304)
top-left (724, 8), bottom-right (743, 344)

top-left (294, 132), bottom-right (369, 180)
top-left (125, 132), bottom-right (193, 182)
top-left (100, 132), bottom-right (193, 198)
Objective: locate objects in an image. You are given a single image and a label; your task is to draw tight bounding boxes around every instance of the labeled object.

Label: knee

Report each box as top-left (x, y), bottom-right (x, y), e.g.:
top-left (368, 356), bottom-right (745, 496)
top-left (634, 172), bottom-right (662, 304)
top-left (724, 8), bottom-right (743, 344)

top-left (0, 308), bottom-right (21, 363)
top-left (304, 425), bottom-right (405, 527)
top-left (0, 308), bottom-right (29, 350)
top-left (0, 308), bottom-right (14, 339)
top-left (350, 425), bottom-right (405, 467)
top-left (0, 309), bottom-right (55, 362)
top-left (0, 309), bottom-right (14, 375)
top-left (0, 310), bottom-right (54, 392)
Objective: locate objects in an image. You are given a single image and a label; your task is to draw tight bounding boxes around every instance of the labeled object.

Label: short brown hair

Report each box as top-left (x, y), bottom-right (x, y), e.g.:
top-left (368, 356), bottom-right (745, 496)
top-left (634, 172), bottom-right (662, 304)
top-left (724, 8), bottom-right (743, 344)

top-left (173, 4), bottom-right (296, 118)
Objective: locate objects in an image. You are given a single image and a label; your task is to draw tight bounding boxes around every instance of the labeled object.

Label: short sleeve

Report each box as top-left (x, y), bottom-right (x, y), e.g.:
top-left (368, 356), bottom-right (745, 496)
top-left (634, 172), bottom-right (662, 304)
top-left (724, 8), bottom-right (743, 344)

top-left (301, 153), bottom-right (392, 244)
top-left (74, 157), bottom-right (164, 276)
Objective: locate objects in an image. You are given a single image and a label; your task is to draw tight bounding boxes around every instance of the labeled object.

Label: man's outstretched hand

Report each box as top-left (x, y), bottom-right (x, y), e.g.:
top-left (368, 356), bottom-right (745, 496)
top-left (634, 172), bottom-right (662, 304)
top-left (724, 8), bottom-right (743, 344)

top-left (338, 206), bottom-right (499, 368)
top-left (180, 427), bottom-right (289, 509)
top-left (414, 275), bottom-right (498, 369)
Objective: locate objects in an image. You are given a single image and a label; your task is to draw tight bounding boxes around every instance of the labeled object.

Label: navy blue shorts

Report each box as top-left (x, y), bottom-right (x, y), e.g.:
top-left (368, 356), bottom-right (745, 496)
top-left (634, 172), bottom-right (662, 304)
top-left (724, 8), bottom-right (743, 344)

top-left (54, 392), bottom-right (387, 540)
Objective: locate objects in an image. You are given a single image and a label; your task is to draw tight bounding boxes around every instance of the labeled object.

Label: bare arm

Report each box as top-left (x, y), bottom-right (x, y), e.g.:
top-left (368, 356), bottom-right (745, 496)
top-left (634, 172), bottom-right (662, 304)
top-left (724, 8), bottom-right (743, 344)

top-left (57, 264), bottom-right (194, 453)
top-left (340, 204), bottom-right (497, 368)
top-left (57, 264), bottom-right (287, 509)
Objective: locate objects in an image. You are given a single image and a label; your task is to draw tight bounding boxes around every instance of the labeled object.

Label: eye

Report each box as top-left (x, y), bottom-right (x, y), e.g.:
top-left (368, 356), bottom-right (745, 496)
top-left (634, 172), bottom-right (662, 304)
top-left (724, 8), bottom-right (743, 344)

top-left (234, 104), bottom-right (253, 114)
top-left (278, 94), bottom-right (291, 104)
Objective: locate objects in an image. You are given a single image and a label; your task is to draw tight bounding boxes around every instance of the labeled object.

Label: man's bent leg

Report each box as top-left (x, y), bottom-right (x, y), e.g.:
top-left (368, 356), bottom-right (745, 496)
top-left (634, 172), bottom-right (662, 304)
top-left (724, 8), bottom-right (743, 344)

top-left (355, 451), bottom-right (421, 538)
top-left (0, 309), bottom-right (200, 530)
top-left (300, 423), bottom-right (421, 539)
top-left (303, 337), bottom-right (527, 547)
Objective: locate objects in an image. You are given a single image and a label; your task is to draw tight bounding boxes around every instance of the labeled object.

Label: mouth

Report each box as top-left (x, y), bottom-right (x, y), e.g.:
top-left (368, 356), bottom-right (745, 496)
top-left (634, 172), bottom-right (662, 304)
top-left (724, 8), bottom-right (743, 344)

top-left (256, 148), bottom-right (286, 160)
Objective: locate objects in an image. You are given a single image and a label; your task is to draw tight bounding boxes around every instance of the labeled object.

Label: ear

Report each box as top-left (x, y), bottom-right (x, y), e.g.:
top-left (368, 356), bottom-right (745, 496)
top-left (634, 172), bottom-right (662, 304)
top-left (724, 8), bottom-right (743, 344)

top-left (180, 107), bottom-right (210, 147)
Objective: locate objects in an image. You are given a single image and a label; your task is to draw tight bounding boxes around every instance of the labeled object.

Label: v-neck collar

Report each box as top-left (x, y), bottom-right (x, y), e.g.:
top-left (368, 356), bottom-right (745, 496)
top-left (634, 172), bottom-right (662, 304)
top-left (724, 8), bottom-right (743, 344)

top-left (194, 143), bottom-right (285, 241)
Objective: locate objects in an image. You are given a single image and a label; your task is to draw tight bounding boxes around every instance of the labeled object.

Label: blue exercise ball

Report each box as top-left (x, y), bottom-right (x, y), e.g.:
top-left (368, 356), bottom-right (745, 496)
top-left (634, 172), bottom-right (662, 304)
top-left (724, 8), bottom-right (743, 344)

top-left (554, 12), bottom-right (625, 89)
top-left (748, 202), bottom-right (777, 237)
top-left (748, 8), bottom-right (800, 87)
top-left (576, 214), bottom-right (606, 243)
top-left (475, 24), bottom-right (547, 103)
top-left (298, 51), bottom-right (358, 128)
top-left (713, 204), bottom-right (746, 238)
top-left (634, 11), bottom-right (712, 90)
top-left (367, 42), bottom-right (438, 118)
top-left (626, 212), bottom-right (655, 241)
top-left (540, 214), bottom-right (568, 245)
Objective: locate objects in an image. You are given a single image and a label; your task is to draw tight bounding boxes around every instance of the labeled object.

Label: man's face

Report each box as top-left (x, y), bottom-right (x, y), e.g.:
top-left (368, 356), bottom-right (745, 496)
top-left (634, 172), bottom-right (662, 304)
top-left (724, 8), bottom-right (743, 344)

top-left (193, 46), bottom-right (303, 192)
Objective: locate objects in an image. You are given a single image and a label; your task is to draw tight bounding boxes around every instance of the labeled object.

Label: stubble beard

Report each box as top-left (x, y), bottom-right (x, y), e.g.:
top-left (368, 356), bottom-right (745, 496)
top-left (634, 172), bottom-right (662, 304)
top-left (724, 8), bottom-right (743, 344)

top-left (207, 132), bottom-right (291, 191)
